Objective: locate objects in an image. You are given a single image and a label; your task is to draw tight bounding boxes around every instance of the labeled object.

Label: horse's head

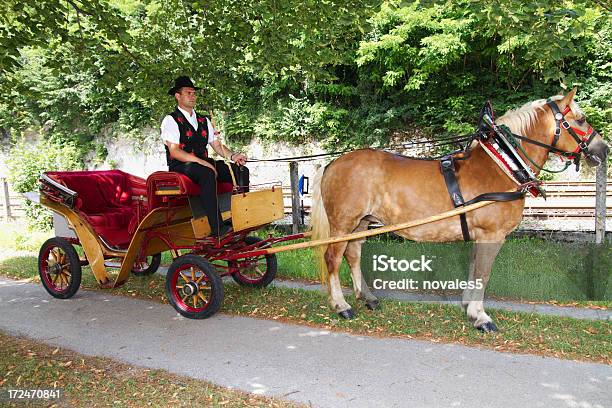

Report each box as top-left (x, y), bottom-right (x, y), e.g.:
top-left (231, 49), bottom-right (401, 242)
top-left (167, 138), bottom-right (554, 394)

top-left (546, 89), bottom-right (608, 167)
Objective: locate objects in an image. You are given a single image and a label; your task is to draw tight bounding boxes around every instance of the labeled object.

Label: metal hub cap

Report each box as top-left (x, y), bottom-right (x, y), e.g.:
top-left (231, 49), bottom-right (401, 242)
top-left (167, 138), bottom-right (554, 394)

top-left (181, 282), bottom-right (199, 297)
top-left (49, 263), bottom-right (62, 275)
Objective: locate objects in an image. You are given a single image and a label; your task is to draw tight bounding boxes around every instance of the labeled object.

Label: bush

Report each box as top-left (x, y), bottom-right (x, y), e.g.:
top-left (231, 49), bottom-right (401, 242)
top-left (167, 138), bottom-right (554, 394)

top-left (6, 139), bottom-right (82, 229)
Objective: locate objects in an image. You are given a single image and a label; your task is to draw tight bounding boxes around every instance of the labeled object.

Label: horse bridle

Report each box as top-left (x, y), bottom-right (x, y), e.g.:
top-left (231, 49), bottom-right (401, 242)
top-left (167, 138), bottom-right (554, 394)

top-left (546, 99), bottom-right (597, 155)
top-left (507, 99), bottom-right (599, 168)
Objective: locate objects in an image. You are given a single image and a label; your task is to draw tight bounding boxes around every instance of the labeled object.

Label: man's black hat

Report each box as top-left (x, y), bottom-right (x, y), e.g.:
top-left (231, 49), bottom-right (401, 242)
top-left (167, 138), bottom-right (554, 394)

top-left (168, 76), bottom-right (201, 95)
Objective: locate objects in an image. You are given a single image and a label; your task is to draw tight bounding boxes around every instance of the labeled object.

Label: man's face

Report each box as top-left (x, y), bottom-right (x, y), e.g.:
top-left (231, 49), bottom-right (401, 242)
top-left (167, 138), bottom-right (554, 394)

top-left (175, 87), bottom-right (197, 110)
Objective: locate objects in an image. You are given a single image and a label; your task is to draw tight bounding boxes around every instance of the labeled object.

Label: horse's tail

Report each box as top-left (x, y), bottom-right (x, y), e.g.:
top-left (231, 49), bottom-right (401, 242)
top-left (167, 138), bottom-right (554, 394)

top-left (309, 165), bottom-right (330, 285)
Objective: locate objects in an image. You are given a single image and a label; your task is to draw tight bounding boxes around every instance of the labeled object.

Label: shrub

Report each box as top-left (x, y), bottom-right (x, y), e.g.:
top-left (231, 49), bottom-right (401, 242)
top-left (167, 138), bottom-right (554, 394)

top-left (6, 139), bottom-right (82, 229)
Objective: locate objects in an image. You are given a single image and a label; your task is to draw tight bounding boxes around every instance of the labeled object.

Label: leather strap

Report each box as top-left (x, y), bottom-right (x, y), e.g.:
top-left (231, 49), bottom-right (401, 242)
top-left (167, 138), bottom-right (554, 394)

top-left (440, 156), bottom-right (527, 242)
top-left (463, 191), bottom-right (525, 206)
top-left (440, 156), bottom-right (470, 242)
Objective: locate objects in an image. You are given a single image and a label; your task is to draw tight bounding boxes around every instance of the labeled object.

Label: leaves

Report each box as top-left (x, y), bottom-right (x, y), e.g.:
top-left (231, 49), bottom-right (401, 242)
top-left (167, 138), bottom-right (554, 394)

top-left (0, 0), bottom-right (609, 164)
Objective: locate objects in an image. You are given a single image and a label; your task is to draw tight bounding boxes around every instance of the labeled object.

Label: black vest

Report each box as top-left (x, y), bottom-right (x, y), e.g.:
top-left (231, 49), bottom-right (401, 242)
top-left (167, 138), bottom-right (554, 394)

top-left (165, 108), bottom-right (210, 169)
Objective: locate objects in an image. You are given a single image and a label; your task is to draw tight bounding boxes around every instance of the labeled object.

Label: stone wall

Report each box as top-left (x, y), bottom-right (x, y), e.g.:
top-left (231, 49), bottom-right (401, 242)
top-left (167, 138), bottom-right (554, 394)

top-left (96, 129), bottom-right (329, 188)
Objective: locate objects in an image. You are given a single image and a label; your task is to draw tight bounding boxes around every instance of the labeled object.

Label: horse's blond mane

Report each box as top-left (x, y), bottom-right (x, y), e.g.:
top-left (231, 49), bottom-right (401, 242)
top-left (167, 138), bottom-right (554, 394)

top-left (496, 94), bottom-right (584, 135)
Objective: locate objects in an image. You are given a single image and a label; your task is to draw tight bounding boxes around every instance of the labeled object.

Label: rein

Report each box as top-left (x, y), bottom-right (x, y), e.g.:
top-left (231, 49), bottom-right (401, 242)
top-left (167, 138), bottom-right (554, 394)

top-left (499, 127), bottom-right (574, 174)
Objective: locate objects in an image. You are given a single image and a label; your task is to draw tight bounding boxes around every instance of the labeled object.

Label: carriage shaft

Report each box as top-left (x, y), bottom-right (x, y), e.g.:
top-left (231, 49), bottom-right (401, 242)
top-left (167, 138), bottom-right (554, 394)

top-left (224, 192), bottom-right (517, 261)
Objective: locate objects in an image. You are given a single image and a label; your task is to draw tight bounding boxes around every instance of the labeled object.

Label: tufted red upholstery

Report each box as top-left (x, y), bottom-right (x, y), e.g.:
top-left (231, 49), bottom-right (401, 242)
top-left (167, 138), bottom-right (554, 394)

top-left (46, 170), bottom-right (234, 248)
top-left (46, 170), bottom-right (146, 248)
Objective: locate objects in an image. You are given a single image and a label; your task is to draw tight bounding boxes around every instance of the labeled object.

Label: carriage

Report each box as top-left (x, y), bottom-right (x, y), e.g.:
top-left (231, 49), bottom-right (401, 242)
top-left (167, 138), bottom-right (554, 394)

top-left (34, 91), bottom-right (607, 330)
top-left (36, 169), bottom-right (304, 319)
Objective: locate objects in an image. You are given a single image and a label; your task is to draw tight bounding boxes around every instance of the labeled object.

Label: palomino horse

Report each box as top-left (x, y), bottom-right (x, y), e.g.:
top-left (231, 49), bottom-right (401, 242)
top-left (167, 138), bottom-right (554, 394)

top-left (310, 89), bottom-right (608, 332)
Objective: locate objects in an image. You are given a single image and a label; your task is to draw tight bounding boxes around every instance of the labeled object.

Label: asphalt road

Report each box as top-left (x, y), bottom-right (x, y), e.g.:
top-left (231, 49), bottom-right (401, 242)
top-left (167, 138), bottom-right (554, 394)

top-left (0, 278), bottom-right (610, 408)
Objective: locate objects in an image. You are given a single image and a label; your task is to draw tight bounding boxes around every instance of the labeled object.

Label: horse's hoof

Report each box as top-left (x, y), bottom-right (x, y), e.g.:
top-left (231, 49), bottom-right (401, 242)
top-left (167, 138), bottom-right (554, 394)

top-left (365, 299), bottom-right (380, 310)
top-left (338, 309), bottom-right (355, 319)
top-left (476, 321), bottom-right (498, 333)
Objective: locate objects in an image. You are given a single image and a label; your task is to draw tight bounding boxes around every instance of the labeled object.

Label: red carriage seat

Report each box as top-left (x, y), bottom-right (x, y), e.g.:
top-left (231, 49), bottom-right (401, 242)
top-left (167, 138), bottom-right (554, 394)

top-left (46, 170), bottom-right (147, 248)
top-left (146, 171), bottom-right (234, 210)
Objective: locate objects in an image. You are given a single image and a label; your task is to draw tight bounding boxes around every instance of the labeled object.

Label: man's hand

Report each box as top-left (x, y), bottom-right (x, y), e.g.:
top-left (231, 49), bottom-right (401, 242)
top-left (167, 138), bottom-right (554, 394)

top-left (167, 142), bottom-right (218, 176)
top-left (210, 139), bottom-right (247, 165)
top-left (232, 153), bottom-right (247, 166)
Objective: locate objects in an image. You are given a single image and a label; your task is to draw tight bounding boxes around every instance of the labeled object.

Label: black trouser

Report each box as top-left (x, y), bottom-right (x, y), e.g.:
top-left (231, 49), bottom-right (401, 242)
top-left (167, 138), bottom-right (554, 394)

top-left (170, 159), bottom-right (250, 234)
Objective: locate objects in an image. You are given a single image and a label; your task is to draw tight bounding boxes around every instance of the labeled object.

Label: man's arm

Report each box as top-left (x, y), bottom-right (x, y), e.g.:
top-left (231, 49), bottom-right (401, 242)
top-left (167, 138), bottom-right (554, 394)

top-left (166, 142), bottom-right (217, 175)
top-left (210, 139), bottom-right (247, 166)
top-left (206, 117), bottom-right (247, 165)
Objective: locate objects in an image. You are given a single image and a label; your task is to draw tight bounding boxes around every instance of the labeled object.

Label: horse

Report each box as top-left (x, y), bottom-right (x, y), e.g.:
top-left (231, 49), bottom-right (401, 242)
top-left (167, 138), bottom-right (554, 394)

top-left (310, 89), bottom-right (609, 332)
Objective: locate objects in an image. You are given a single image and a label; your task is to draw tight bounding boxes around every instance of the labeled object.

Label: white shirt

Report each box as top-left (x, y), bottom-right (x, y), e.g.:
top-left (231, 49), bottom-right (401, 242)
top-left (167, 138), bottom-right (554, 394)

top-left (160, 106), bottom-right (217, 145)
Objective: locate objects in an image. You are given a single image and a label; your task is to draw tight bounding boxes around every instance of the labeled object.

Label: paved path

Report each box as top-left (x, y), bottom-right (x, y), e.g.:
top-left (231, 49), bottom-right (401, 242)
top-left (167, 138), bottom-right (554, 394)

top-left (1, 278), bottom-right (610, 408)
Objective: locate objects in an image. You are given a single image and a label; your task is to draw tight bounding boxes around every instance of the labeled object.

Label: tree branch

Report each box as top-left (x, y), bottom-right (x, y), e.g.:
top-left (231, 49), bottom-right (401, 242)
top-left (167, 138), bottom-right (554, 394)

top-left (592, 0), bottom-right (611, 12)
top-left (64, 0), bottom-right (141, 68)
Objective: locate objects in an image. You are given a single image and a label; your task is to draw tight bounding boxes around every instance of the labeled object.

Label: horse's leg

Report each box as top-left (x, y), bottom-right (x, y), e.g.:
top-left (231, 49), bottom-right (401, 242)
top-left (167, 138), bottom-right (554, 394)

top-left (462, 240), bottom-right (504, 332)
top-left (344, 221), bottom-right (379, 310)
top-left (324, 240), bottom-right (353, 318)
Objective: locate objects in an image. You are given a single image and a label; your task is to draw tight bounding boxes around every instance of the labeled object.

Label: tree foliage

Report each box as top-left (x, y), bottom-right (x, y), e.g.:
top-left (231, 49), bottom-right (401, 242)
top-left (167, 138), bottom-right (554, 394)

top-left (6, 138), bottom-right (82, 229)
top-left (0, 0), bottom-right (609, 156)
top-left (354, 0), bottom-right (610, 136)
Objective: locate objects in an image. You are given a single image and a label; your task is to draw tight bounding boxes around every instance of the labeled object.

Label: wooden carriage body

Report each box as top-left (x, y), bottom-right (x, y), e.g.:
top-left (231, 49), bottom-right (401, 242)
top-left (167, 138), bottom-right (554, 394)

top-left (39, 170), bottom-right (283, 288)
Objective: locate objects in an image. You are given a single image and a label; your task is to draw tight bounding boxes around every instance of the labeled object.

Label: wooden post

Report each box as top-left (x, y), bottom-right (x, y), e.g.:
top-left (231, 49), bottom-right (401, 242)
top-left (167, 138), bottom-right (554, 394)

top-left (2, 178), bottom-right (11, 222)
top-left (289, 161), bottom-right (300, 234)
top-left (595, 160), bottom-right (607, 244)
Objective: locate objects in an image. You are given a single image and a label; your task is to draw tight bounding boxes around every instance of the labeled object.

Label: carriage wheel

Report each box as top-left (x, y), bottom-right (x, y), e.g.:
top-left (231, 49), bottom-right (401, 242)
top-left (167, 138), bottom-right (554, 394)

top-left (131, 253), bottom-right (162, 276)
top-left (165, 255), bottom-right (223, 319)
top-left (38, 237), bottom-right (82, 299)
top-left (230, 236), bottom-right (277, 288)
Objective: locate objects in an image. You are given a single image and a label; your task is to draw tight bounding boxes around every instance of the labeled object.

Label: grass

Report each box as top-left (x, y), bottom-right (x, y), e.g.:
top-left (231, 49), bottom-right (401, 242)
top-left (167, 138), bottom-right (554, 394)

top-left (268, 233), bottom-right (612, 305)
top-left (1, 254), bottom-right (610, 365)
top-left (361, 237), bottom-right (612, 302)
top-left (0, 331), bottom-right (301, 408)
top-left (8, 222), bottom-right (609, 304)
top-left (0, 222), bottom-right (52, 253)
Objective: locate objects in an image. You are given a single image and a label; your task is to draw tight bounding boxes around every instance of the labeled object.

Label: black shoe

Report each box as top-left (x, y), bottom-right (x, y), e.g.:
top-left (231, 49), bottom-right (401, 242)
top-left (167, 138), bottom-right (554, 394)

top-left (211, 223), bottom-right (232, 238)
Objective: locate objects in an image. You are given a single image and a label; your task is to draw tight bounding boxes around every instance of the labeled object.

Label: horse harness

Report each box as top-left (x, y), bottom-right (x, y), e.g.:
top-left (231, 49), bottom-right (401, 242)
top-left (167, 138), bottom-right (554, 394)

top-left (439, 155), bottom-right (526, 241)
top-left (439, 98), bottom-right (595, 242)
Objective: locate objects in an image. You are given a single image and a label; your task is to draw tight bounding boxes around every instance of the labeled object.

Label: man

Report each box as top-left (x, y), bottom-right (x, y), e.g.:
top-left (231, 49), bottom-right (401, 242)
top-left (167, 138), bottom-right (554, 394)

top-left (161, 76), bottom-right (249, 237)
